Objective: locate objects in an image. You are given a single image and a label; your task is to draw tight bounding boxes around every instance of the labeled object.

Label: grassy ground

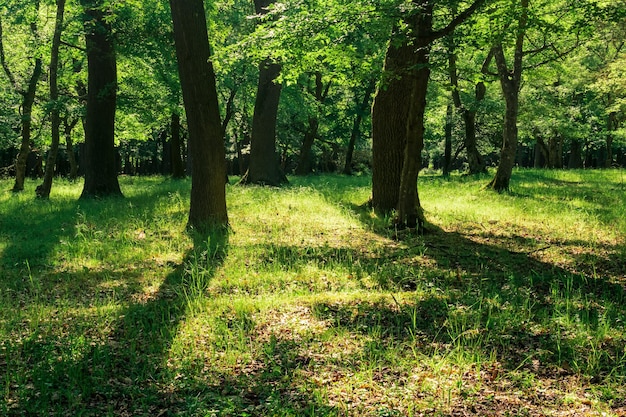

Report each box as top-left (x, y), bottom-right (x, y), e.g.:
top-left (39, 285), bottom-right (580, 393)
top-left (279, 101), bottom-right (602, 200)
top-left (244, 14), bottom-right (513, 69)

top-left (1, 169), bottom-right (625, 416)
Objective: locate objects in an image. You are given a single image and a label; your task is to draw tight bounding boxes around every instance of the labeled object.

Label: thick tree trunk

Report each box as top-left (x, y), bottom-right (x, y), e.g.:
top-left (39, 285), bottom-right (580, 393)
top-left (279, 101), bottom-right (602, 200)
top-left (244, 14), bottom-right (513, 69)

top-left (170, 112), bottom-right (185, 179)
top-left (343, 80), bottom-right (375, 175)
top-left (37, 0), bottom-right (66, 199)
top-left (371, 40), bottom-right (416, 212)
top-left (170, 0), bottom-right (228, 231)
top-left (12, 59), bottom-right (43, 192)
top-left (241, 0), bottom-right (287, 186)
top-left (79, 0), bottom-right (122, 198)
top-left (241, 60), bottom-right (287, 185)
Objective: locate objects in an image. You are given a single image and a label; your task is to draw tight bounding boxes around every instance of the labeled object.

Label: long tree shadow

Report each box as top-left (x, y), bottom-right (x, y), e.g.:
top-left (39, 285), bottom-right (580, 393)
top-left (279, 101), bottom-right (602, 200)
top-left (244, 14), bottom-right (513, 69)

top-left (8, 226), bottom-right (229, 416)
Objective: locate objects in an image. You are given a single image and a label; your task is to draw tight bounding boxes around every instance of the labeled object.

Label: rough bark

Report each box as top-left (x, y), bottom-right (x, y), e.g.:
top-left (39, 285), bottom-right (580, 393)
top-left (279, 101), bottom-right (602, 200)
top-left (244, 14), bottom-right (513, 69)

top-left (170, 112), bottom-right (185, 179)
top-left (395, 4), bottom-right (433, 231)
top-left (241, 0), bottom-right (287, 186)
top-left (606, 112), bottom-right (618, 168)
top-left (371, 39), bottom-right (415, 212)
top-left (79, 0), bottom-right (122, 198)
top-left (170, 0), bottom-right (228, 230)
top-left (343, 79), bottom-right (375, 175)
top-left (37, 0), bottom-right (66, 199)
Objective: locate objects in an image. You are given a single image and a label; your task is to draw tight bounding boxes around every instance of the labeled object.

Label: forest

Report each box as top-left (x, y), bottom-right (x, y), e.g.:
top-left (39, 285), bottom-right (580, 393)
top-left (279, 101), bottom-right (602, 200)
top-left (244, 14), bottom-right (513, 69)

top-left (1, 0), bottom-right (626, 415)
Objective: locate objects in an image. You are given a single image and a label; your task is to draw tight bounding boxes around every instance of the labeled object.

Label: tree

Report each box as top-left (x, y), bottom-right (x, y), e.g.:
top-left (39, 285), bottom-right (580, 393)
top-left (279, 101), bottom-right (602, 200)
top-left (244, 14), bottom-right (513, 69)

top-left (240, 0), bottom-right (287, 186)
top-left (79, 0), bottom-right (122, 198)
top-left (170, 0), bottom-right (229, 231)
top-left (0, 0), bottom-right (44, 192)
top-left (371, 0), bottom-right (486, 229)
top-left (37, 0), bottom-right (67, 199)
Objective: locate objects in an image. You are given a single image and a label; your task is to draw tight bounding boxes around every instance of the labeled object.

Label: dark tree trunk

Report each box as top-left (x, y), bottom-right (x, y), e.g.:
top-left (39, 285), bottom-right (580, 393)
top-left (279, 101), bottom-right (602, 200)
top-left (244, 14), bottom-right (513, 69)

top-left (371, 39), bottom-right (415, 212)
top-left (395, 4), bottom-right (433, 231)
top-left (63, 118), bottom-right (79, 179)
top-left (295, 72), bottom-right (331, 176)
top-left (443, 101), bottom-right (453, 177)
top-left (37, 0), bottom-right (66, 199)
top-left (170, 0), bottom-right (228, 231)
top-left (79, 0), bottom-right (122, 198)
top-left (12, 59), bottom-right (42, 192)
top-left (447, 37), bottom-right (490, 175)
top-left (241, 58), bottom-right (287, 185)
top-left (487, 0), bottom-right (527, 192)
top-left (170, 112), bottom-right (185, 179)
top-left (568, 139), bottom-right (583, 169)
top-left (343, 79), bottom-right (375, 175)
top-left (488, 80), bottom-right (519, 191)
top-left (241, 0), bottom-right (287, 186)
top-left (606, 112), bottom-right (618, 168)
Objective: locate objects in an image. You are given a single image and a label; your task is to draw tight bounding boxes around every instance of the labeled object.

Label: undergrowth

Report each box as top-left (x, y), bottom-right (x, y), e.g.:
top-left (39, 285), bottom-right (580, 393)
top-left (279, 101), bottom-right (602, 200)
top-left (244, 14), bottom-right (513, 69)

top-left (0, 169), bottom-right (625, 416)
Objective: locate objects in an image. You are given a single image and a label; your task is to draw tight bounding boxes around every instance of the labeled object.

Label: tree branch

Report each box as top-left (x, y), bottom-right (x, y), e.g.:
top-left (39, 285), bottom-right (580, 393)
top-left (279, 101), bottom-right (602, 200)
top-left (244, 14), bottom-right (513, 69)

top-left (431, 0), bottom-right (488, 40)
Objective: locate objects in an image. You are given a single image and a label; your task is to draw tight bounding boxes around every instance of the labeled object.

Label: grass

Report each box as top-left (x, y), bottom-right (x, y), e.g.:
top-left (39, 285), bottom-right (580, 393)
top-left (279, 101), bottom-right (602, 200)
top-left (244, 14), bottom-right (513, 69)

top-left (0, 168), bottom-right (625, 416)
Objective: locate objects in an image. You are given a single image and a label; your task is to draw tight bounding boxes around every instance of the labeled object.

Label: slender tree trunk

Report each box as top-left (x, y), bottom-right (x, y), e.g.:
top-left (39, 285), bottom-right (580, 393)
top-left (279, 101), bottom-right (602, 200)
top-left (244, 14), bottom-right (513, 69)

top-left (487, 0), bottom-right (527, 192)
top-left (12, 59), bottom-right (42, 192)
top-left (488, 82), bottom-right (519, 191)
top-left (447, 37), bottom-right (490, 175)
top-left (79, 0), bottom-right (122, 198)
top-left (37, 0), bottom-right (66, 198)
top-left (343, 80), bottom-right (375, 175)
top-left (170, 112), bottom-right (185, 179)
top-left (606, 112), bottom-right (617, 168)
top-left (443, 101), bottom-right (453, 177)
top-left (170, 0), bottom-right (228, 231)
top-left (241, 0), bottom-right (287, 186)
top-left (295, 117), bottom-right (318, 175)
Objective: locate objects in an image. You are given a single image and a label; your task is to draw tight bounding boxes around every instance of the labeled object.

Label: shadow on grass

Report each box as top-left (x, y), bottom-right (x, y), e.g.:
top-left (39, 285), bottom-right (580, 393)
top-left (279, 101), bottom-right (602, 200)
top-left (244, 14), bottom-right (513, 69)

top-left (8, 228), bottom-right (229, 416)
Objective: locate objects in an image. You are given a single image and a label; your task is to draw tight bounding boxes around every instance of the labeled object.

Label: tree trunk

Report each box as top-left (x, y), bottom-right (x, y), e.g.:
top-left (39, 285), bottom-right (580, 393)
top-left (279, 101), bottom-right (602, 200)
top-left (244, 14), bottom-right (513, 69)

top-left (79, 0), bottom-right (122, 198)
top-left (12, 59), bottom-right (42, 192)
top-left (443, 101), bottom-right (453, 177)
top-left (241, 0), bottom-right (287, 186)
top-left (295, 117), bottom-right (318, 175)
top-left (343, 79), bottom-right (375, 175)
top-left (488, 85), bottom-right (519, 191)
top-left (37, 0), bottom-right (66, 199)
top-left (568, 139), bottom-right (583, 169)
top-left (606, 112), bottom-right (618, 168)
top-left (395, 5), bottom-right (432, 231)
top-left (170, 0), bottom-right (228, 231)
top-left (487, 0), bottom-right (527, 192)
top-left (170, 112), bottom-right (185, 179)
top-left (371, 38), bottom-right (416, 212)
top-left (62, 117), bottom-right (79, 180)
top-left (447, 37), bottom-right (489, 175)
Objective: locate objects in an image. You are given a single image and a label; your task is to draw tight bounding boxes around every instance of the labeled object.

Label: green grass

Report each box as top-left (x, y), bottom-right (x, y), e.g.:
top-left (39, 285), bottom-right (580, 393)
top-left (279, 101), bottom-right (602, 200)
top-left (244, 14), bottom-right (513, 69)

top-left (1, 169), bottom-right (625, 416)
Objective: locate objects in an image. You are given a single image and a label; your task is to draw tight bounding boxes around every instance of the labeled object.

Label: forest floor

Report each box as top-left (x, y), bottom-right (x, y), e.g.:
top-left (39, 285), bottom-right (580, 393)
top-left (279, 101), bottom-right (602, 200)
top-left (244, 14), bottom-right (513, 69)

top-left (1, 169), bottom-right (625, 416)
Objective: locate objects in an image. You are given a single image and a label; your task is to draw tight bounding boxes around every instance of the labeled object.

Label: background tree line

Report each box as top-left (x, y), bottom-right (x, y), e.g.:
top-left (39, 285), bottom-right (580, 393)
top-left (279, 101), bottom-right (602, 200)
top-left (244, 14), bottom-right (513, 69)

top-left (0, 0), bottom-right (624, 229)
